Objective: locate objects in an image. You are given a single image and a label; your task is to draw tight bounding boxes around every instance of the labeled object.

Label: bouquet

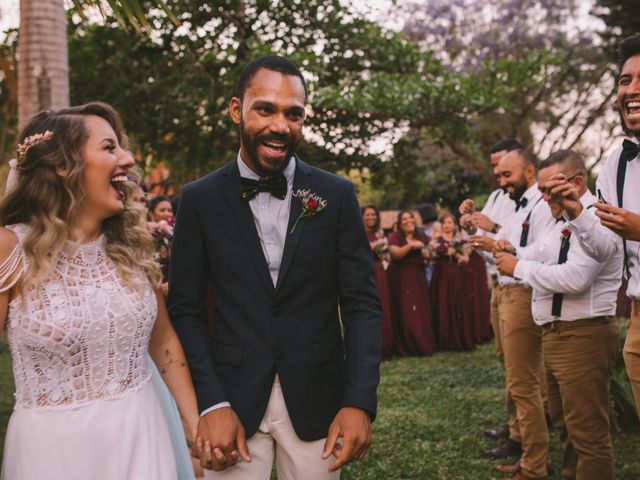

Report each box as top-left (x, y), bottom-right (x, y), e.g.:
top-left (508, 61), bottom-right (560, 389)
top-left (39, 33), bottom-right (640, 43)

top-left (151, 217), bottom-right (175, 280)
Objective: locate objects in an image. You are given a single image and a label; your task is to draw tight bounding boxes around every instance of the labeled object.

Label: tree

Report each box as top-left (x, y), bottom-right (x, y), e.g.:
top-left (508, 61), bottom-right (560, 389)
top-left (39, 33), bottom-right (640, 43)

top-left (67, 0), bottom-right (493, 186)
top-left (16, 0), bottom-right (174, 129)
top-left (393, 0), bottom-right (617, 207)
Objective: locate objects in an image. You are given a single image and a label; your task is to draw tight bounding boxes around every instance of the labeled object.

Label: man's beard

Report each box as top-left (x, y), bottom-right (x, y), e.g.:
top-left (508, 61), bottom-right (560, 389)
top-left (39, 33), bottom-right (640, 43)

top-left (510, 179), bottom-right (528, 201)
top-left (239, 122), bottom-right (298, 176)
top-left (618, 109), bottom-right (640, 139)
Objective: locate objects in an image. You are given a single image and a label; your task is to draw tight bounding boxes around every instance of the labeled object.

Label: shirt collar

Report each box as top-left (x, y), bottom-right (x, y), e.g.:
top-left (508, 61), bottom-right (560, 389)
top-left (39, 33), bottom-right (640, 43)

top-left (237, 153), bottom-right (296, 187)
top-left (521, 182), bottom-right (540, 203)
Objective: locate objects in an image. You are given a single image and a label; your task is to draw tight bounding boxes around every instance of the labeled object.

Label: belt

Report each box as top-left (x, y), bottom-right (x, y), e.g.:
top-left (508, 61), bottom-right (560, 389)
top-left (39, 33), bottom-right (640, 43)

top-left (541, 316), bottom-right (614, 332)
top-left (500, 283), bottom-right (530, 291)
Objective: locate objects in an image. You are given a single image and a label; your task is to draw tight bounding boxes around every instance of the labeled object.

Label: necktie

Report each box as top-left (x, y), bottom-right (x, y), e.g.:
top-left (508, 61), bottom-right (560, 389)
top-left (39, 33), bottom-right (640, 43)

top-left (621, 139), bottom-right (640, 163)
top-left (617, 140), bottom-right (639, 277)
top-left (515, 196), bottom-right (528, 212)
top-left (551, 225), bottom-right (571, 317)
top-left (240, 174), bottom-right (287, 202)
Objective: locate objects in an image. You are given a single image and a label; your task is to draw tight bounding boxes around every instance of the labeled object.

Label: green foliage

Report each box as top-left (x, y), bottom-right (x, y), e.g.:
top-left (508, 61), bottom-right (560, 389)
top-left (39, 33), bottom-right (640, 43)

top-left (66, 0), bottom-right (504, 188)
top-left (3, 340), bottom-right (640, 477)
top-left (593, 0), bottom-right (640, 49)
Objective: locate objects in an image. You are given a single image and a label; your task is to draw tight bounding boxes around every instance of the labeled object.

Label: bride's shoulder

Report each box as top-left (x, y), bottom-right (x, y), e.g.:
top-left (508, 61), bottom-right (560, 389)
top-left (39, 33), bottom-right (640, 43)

top-left (0, 227), bottom-right (20, 258)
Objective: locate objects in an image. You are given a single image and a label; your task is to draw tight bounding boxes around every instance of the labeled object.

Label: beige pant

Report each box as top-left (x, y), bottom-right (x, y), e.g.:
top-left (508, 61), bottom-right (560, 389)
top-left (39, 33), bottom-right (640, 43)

top-left (499, 284), bottom-right (548, 479)
top-left (543, 317), bottom-right (618, 480)
top-left (205, 377), bottom-right (339, 480)
top-left (624, 300), bottom-right (640, 418)
top-left (492, 281), bottom-right (521, 443)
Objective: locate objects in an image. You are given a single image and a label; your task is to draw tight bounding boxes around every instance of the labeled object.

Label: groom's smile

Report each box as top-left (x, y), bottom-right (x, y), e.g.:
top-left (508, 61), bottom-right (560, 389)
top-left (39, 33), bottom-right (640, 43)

top-left (230, 68), bottom-right (306, 176)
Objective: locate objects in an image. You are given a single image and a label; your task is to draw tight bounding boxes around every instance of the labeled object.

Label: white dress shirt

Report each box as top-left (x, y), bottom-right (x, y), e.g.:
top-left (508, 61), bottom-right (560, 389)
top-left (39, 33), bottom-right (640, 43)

top-left (514, 190), bottom-right (622, 325)
top-left (568, 138), bottom-right (640, 299)
top-left (478, 188), bottom-right (516, 276)
top-left (202, 154), bottom-right (296, 416)
top-left (495, 183), bottom-right (554, 286)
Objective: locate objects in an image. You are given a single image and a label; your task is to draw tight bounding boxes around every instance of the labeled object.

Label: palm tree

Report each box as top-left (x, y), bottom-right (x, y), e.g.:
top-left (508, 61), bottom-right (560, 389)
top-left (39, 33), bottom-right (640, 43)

top-left (17, 0), bottom-right (175, 129)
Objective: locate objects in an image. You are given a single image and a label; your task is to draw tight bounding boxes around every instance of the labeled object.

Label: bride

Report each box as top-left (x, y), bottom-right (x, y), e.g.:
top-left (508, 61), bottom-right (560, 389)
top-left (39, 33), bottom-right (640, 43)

top-left (0, 102), bottom-right (199, 479)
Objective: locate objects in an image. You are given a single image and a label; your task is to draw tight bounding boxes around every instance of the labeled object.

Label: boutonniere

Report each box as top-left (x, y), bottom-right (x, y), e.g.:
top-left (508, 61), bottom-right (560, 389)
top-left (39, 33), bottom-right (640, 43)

top-left (290, 188), bottom-right (327, 234)
top-left (521, 219), bottom-right (530, 232)
top-left (561, 227), bottom-right (571, 240)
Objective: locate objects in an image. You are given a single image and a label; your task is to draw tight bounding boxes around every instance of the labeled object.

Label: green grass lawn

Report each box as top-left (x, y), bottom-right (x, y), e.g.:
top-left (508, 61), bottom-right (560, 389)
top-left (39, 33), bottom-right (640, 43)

top-left (2, 342), bottom-right (640, 478)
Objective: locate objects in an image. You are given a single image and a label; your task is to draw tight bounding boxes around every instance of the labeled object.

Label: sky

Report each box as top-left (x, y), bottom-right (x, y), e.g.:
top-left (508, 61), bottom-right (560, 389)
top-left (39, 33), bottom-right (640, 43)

top-left (0, 0), bottom-right (396, 34)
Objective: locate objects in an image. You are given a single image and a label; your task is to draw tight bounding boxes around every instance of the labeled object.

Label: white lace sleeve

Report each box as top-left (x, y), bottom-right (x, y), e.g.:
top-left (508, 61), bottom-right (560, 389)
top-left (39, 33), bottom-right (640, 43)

top-left (0, 242), bottom-right (24, 293)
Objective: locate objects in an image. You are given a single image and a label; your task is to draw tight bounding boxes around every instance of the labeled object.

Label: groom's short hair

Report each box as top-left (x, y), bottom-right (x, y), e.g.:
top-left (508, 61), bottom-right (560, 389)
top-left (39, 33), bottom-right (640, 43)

top-left (619, 33), bottom-right (640, 69)
top-left (236, 55), bottom-right (307, 100)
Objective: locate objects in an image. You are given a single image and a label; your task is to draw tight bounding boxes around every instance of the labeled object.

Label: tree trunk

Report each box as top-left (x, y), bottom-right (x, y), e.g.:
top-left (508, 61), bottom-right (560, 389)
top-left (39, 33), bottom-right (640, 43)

top-left (17, 0), bottom-right (69, 130)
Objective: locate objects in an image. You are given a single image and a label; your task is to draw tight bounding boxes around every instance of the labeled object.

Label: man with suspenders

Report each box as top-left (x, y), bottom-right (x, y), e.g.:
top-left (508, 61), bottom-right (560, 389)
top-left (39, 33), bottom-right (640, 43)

top-left (459, 139), bottom-right (522, 459)
top-left (490, 148), bottom-right (554, 480)
top-left (496, 150), bottom-right (621, 480)
top-left (547, 33), bottom-right (640, 420)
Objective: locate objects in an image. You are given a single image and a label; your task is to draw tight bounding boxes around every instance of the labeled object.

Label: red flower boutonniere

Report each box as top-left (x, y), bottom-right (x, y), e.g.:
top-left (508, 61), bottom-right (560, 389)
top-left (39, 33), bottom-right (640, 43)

top-left (521, 220), bottom-right (530, 232)
top-left (561, 227), bottom-right (571, 240)
top-left (290, 188), bottom-right (327, 233)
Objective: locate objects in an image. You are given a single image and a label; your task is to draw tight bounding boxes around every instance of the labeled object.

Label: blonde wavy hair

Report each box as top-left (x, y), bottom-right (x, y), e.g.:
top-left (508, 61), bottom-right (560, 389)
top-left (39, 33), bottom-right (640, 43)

top-left (0, 102), bottom-right (161, 291)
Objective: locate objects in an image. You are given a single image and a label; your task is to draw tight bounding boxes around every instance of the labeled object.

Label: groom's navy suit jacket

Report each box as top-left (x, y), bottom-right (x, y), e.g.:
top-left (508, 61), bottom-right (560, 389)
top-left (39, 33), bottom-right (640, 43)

top-left (168, 156), bottom-right (381, 441)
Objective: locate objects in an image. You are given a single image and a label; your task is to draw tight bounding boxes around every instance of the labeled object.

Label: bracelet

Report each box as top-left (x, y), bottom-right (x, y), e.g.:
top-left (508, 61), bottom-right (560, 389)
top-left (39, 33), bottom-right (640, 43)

top-left (490, 223), bottom-right (501, 234)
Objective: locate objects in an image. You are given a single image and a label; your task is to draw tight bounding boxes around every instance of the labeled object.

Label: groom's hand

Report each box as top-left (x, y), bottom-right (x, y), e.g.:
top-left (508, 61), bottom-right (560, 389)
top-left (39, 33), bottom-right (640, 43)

top-left (196, 407), bottom-right (251, 471)
top-left (322, 407), bottom-right (372, 472)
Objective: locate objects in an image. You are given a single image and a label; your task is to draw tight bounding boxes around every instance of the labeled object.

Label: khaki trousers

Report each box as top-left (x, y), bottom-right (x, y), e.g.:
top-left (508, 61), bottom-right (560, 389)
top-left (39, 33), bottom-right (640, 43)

top-left (543, 317), bottom-right (618, 480)
top-left (205, 377), bottom-right (339, 480)
top-left (624, 300), bottom-right (640, 418)
top-left (491, 280), bottom-right (521, 443)
top-left (499, 284), bottom-right (548, 479)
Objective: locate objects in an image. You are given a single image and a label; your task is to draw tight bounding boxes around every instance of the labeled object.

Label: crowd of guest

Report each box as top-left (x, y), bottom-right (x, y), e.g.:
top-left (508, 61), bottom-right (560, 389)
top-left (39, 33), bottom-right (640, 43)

top-left (362, 204), bottom-right (492, 360)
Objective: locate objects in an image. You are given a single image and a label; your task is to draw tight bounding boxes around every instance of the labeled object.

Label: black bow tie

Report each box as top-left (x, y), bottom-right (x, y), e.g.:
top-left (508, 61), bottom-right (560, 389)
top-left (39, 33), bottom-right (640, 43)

top-left (621, 139), bottom-right (640, 163)
top-left (240, 174), bottom-right (287, 202)
top-left (515, 196), bottom-right (528, 212)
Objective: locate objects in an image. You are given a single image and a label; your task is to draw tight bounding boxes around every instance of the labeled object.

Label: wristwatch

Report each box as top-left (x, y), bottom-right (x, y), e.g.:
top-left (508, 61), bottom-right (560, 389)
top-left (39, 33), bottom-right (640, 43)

top-left (490, 223), bottom-right (501, 234)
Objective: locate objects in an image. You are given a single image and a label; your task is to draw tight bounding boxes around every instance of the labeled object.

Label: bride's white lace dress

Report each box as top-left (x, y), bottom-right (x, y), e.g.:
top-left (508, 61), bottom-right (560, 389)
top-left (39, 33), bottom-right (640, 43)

top-left (1, 224), bottom-right (176, 479)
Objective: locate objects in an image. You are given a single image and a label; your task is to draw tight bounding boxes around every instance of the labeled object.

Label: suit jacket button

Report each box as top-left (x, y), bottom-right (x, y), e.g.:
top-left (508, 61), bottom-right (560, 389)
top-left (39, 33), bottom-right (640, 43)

top-left (272, 306), bottom-right (281, 315)
top-left (275, 352), bottom-right (284, 361)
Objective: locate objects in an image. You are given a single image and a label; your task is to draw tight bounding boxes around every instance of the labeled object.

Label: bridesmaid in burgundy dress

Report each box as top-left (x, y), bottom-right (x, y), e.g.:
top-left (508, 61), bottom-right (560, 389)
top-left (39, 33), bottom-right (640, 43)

top-left (429, 214), bottom-right (475, 351)
top-left (464, 247), bottom-right (493, 344)
top-left (362, 204), bottom-right (396, 360)
top-left (388, 210), bottom-right (435, 356)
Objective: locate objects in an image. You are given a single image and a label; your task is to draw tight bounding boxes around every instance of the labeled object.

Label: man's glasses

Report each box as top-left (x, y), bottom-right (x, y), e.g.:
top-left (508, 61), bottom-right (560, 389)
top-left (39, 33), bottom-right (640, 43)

top-left (539, 171), bottom-right (584, 195)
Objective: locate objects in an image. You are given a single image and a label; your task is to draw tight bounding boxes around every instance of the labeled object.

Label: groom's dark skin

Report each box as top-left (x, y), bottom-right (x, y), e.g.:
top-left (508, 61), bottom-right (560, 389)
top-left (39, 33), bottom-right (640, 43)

top-left (545, 52), bottom-right (640, 239)
top-left (195, 67), bottom-right (372, 473)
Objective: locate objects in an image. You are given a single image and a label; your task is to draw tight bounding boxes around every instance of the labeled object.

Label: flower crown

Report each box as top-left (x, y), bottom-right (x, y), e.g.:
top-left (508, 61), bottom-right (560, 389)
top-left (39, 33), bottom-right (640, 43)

top-left (16, 130), bottom-right (54, 161)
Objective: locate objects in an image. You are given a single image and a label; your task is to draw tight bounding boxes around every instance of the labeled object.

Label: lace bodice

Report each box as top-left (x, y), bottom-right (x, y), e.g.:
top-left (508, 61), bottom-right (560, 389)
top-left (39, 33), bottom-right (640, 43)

top-left (4, 224), bottom-right (157, 410)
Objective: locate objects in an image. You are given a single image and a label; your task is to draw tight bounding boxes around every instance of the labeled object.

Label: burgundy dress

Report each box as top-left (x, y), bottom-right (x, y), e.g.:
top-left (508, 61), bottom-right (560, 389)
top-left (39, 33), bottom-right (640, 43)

top-left (367, 230), bottom-right (396, 360)
top-left (463, 251), bottom-right (492, 344)
top-left (429, 236), bottom-right (475, 351)
top-left (388, 231), bottom-right (435, 356)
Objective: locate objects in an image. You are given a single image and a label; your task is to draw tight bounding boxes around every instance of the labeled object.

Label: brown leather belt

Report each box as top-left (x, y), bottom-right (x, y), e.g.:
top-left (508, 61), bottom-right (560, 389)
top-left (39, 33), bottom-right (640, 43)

top-left (541, 316), bottom-right (614, 331)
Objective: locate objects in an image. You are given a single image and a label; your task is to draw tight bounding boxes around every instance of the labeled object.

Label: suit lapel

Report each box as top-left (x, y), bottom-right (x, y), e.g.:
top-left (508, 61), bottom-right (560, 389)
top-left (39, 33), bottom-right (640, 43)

top-left (276, 156), bottom-right (315, 292)
top-left (221, 160), bottom-right (274, 293)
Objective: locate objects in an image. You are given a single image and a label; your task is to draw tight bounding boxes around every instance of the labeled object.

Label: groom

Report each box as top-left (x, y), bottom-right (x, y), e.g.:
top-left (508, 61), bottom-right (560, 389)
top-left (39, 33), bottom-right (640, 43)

top-left (168, 55), bottom-right (382, 479)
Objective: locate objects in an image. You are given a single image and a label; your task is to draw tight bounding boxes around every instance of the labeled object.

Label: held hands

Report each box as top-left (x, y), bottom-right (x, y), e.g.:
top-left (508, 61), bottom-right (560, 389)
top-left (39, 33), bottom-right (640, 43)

top-left (495, 252), bottom-right (518, 277)
top-left (593, 202), bottom-right (640, 242)
top-left (470, 235), bottom-right (495, 252)
top-left (545, 173), bottom-right (583, 219)
top-left (493, 239), bottom-right (515, 255)
top-left (194, 407), bottom-right (251, 471)
top-left (470, 212), bottom-right (494, 232)
top-left (408, 239), bottom-right (425, 250)
top-left (459, 198), bottom-right (475, 215)
top-left (322, 407), bottom-right (372, 473)
top-left (459, 213), bottom-right (477, 234)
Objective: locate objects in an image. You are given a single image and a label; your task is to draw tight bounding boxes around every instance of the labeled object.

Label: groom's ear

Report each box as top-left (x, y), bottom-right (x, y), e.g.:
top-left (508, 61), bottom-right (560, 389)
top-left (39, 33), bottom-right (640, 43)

top-left (229, 97), bottom-right (242, 125)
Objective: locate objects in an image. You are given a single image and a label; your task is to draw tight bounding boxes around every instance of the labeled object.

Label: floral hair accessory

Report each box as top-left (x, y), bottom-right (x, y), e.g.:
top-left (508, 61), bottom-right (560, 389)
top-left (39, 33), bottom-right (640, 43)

top-left (290, 188), bottom-right (327, 234)
top-left (16, 130), bottom-right (54, 161)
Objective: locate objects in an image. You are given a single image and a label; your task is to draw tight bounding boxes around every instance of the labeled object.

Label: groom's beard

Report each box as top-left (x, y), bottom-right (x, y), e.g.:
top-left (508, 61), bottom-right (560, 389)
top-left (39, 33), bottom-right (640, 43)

top-left (618, 109), bottom-right (640, 139)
